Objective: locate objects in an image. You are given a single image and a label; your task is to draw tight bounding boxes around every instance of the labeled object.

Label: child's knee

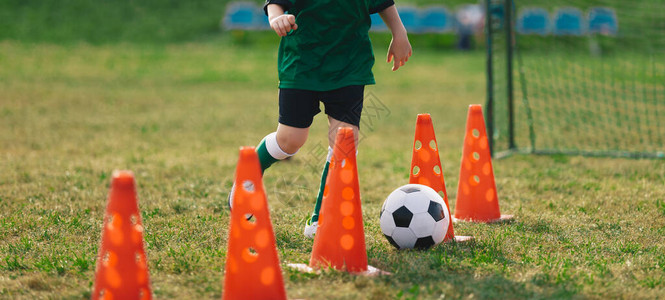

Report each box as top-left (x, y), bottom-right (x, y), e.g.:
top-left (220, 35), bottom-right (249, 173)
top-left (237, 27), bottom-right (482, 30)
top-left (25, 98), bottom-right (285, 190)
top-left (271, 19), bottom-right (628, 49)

top-left (276, 134), bottom-right (306, 155)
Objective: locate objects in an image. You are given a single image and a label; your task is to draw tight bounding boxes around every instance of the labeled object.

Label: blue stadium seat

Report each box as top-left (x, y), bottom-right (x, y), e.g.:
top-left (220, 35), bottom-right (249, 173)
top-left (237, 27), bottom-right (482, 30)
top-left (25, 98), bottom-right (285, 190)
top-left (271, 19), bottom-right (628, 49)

top-left (552, 7), bottom-right (585, 36)
top-left (588, 7), bottom-right (618, 36)
top-left (398, 6), bottom-right (421, 33)
top-left (370, 13), bottom-right (388, 32)
top-left (223, 2), bottom-right (262, 30)
top-left (419, 6), bottom-right (454, 33)
top-left (517, 7), bottom-right (549, 35)
top-left (258, 14), bottom-right (271, 30)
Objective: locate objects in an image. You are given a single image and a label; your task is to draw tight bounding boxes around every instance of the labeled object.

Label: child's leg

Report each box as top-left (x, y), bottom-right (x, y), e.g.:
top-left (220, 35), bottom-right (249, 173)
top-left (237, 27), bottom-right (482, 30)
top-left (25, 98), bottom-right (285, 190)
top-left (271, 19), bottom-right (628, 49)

top-left (231, 87), bottom-right (318, 211)
top-left (256, 87), bottom-right (319, 172)
top-left (257, 124), bottom-right (308, 173)
top-left (256, 86), bottom-right (320, 173)
top-left (304, 86), bottom-right (363, 238)
top-left (327, 116), bottom-right (360, 148)
top-left (306, 117), bottom-right (359, 226)
top-left (230, 124), bottom-right (308, 211)
top-left (309, 146), bottom-right (332, 223)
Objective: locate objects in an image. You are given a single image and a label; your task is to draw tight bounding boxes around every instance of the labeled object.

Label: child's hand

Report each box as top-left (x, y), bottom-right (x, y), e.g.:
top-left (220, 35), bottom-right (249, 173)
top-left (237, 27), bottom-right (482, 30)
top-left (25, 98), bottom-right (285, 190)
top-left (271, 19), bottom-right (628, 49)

top-left (387, 36), bottom-right (412, 71)
top-left (269, 14), bottom-right (298, 37)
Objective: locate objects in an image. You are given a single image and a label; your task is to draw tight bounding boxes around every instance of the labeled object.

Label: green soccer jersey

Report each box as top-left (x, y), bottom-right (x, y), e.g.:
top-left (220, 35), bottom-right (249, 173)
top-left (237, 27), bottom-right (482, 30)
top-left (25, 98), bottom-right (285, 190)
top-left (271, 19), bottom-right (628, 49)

top-left (265, 0), bottom-right (395, 91)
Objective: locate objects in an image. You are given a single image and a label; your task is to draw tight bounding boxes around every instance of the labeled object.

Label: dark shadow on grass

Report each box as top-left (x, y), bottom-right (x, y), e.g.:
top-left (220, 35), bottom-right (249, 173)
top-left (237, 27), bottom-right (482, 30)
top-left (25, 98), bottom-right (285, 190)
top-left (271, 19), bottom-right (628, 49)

top-left (366, 237), bottom-right (583, 299)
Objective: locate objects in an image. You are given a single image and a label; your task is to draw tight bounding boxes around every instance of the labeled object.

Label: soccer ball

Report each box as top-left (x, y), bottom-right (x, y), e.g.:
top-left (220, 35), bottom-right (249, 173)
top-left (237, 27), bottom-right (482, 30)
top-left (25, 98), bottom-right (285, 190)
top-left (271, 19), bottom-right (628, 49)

top-left (380, 184), bottom-right (450, 250)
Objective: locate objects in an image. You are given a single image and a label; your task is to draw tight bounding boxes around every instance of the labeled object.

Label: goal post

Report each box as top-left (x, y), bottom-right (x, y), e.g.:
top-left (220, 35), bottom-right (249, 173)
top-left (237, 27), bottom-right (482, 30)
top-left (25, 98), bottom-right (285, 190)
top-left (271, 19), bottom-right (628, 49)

top-left (485, 0), bottom-right (665, 159)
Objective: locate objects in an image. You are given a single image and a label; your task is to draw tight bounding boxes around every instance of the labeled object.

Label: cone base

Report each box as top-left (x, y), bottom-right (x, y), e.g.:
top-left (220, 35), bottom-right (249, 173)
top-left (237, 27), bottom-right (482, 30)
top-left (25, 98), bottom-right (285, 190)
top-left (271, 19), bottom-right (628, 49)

top-left (453, 214), bottom-right (514, 224)
top-left (444, 235), bottom-right (475, 243)
top-left (287, 263), bottom-right (391, 276)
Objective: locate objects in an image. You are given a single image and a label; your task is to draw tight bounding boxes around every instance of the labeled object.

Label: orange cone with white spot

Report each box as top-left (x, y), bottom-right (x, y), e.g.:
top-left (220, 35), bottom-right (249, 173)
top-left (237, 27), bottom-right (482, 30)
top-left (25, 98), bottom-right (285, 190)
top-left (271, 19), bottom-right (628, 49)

top-left (410, 114), bottom-right (473, 242)
top-left (223, 147), bottom-right (286, 300)
top-left (309, 128), bottom-right (370, 273)
top-left (92, 170), bottom-right (152, 300)
top-left (454, 105), bottom-right (513, 223)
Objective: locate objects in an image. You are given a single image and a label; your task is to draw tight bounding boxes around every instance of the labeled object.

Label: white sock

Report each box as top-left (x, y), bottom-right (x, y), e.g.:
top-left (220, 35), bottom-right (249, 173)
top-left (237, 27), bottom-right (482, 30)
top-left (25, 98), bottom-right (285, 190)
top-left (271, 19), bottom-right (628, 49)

top-left (265, 132), bottom-right (296, 159)
top-left (326, 146), bottom-right (333, 162)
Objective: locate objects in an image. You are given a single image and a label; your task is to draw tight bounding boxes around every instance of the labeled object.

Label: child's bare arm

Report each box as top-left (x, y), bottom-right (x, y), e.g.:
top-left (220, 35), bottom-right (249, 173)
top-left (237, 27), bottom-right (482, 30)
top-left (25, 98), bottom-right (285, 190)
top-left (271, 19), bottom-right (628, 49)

top-left (267, 4), bottom-right (298, 37)
top-left (379, 5), bottom-right (412, 71)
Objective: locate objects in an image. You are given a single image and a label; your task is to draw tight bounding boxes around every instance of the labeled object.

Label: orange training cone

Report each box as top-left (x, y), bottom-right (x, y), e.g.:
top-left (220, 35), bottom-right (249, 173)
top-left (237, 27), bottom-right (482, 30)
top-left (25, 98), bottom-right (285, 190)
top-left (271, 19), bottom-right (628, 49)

top-left (308, 127), bottom-right (385, 275)
top-left (410, 114), bottom-right (473, 243)
top-left (92, 170), bottom-right (152, 300)
top-left (454, 105), bottom-right (513, 223)
top-left (223, 147), bottom-right (286, 300)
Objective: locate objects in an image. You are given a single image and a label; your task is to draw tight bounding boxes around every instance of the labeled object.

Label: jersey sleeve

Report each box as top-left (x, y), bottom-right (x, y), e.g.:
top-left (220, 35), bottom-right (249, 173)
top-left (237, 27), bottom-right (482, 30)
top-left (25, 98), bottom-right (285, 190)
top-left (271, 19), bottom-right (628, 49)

top-left (263, 0), bottom-right (294, 16)
top-left (368, 0), bottom-right (394, 14)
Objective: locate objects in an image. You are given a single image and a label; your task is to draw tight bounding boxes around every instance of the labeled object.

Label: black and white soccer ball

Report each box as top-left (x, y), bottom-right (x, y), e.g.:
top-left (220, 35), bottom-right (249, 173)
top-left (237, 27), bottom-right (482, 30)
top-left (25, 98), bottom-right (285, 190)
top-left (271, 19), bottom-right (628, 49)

top-left (380, 184), bottom-right (450, 250)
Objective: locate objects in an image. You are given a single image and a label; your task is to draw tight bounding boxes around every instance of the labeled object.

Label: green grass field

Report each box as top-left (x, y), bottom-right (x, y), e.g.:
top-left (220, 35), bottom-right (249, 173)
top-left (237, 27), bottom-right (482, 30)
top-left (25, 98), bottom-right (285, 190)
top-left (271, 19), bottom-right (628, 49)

top-left (1, 39), bottom-right (665, 299)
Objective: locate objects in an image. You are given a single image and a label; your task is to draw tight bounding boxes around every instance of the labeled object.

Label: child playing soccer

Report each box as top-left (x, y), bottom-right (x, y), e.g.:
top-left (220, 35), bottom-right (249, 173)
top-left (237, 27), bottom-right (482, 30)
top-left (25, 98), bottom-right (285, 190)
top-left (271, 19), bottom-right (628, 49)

top-left (231, 0), bottom-right (412, 238)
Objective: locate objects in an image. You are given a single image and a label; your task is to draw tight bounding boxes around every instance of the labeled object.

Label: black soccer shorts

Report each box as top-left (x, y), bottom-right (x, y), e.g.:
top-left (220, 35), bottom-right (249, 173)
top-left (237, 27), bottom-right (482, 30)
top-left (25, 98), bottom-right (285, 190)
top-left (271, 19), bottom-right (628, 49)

top-left (278, 85), bottom-right (364, 128)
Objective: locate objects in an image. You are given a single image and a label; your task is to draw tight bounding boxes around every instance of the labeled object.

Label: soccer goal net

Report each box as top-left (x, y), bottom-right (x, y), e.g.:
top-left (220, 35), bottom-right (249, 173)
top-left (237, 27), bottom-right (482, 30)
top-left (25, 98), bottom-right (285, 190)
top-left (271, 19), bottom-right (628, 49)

top-left (486, 0), bottom-right (665, 158)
